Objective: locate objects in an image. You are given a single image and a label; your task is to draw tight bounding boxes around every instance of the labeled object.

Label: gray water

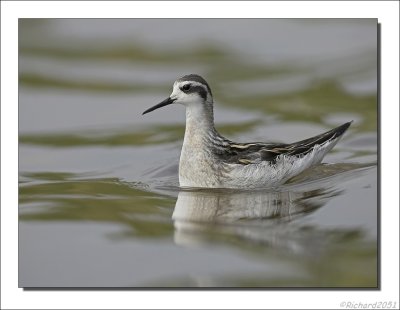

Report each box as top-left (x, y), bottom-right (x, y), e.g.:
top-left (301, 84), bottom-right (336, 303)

top-left (19, 19), bottom-right (378, 287)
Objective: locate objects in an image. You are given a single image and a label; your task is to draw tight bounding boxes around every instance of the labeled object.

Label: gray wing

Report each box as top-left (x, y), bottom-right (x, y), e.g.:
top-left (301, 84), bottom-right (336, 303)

top-left (216, 121), bottom-right (352, 165)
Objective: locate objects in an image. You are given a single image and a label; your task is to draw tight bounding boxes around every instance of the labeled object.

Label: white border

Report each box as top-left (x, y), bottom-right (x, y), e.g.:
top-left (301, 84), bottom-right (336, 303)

top-left (1, 1), bottom-right (399, 309)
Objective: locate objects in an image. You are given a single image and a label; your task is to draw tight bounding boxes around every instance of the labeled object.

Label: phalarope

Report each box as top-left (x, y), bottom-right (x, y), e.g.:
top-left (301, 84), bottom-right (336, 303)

top-left (143, 74), bottom-right (351, 188)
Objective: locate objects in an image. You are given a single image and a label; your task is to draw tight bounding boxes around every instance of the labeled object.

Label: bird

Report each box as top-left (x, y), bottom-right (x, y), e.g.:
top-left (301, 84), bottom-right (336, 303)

top-left (142, 74), bottom-right (352, 189)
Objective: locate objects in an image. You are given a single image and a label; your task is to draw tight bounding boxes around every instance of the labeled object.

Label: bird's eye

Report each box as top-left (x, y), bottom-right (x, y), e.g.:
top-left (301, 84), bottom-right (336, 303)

top-left (182, 84), bottom-right (191, 91)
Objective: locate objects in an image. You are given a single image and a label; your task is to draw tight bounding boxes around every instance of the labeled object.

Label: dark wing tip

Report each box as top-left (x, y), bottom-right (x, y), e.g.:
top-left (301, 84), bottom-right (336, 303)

top-left (334, 121), bottom-right (353, 138)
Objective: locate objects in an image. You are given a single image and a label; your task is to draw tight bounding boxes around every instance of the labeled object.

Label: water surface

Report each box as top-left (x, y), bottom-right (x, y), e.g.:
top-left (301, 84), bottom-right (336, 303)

top-left (19, 19), bottom-right (378, 287)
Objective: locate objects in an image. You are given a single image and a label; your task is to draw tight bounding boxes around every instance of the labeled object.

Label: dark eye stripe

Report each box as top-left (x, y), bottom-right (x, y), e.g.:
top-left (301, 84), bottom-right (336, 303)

top-left (177, 74), bottom-right (212, 97)
top-left (181, 84), bottom-right (191, 91)
top-left (187, 85), bottom-right (207, 100)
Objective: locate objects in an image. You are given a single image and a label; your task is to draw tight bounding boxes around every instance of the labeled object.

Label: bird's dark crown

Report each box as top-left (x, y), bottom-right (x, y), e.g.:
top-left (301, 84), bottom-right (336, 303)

top-left (178, 74), bottom-right (213, 98)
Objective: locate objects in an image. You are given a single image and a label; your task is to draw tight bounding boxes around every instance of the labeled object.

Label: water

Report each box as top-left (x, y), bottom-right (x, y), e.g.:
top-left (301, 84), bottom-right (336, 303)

top-left (19, 19), bottom-right (378, 287)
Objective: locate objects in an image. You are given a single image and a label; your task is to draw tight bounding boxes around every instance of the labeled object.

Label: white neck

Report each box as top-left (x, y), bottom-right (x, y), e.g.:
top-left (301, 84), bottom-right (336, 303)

top-left (179, 101), bottom-right (222, 187)
top-left (184, 102), bottom-right (218, 142)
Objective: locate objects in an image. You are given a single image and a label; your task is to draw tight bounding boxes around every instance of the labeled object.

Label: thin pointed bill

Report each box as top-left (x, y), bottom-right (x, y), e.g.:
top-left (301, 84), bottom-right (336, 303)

top-left (142, 97), bottom-right (176, 115)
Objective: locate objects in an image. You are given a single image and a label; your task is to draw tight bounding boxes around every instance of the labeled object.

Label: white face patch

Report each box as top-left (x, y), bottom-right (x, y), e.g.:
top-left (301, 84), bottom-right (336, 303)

top-left (170, 81), bottom-right (211, 106)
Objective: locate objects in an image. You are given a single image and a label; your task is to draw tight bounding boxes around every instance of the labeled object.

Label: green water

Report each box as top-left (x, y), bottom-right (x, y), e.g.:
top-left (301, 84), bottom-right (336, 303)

top-left (19, 19), bottom-right (377, 287)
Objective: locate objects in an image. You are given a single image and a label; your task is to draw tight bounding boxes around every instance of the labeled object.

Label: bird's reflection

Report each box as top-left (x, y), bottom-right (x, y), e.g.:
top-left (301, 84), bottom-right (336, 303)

top-left (173, 188), bottom-right (334, 223)
top-left (172, 185), bottom-right (343, 254)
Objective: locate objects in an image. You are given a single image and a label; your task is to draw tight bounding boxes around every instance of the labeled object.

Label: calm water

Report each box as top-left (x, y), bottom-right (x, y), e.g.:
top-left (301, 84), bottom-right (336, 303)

top-left (19, 19), bottom-right (378, 287)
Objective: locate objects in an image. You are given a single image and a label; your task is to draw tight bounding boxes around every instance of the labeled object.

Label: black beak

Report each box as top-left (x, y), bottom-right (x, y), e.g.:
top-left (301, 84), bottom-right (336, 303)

top-left (142, 97), bottom-right (176, 115)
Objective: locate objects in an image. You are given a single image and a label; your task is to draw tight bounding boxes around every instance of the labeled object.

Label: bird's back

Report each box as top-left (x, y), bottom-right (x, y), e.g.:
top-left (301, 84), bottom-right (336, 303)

top-left (180, 122), bottom-right (352, 188)
top-left (216, 121), bottom-right (352, 165)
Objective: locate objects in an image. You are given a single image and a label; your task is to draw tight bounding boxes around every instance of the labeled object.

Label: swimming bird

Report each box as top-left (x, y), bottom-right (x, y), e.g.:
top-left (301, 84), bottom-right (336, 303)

top-left (142, 74), bottom-right (351, 188)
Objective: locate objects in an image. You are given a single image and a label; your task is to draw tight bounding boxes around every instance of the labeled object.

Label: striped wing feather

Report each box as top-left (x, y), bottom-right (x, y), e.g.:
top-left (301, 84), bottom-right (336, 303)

top-left (220, 122), bottom-right (351, 165)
